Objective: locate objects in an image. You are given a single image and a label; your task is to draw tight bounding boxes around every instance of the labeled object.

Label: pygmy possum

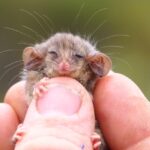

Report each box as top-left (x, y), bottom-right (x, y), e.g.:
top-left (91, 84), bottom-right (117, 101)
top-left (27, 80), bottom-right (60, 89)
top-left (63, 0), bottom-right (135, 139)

top-left (21, 32), bottom-right (112, 150)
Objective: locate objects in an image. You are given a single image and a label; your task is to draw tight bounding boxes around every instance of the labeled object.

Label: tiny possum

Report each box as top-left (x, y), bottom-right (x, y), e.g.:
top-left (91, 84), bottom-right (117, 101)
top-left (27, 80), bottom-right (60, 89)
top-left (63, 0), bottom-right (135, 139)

top-left (22, 32), bottom-right (112, 150)
top-left (22, 32), bottom-right (111, 99)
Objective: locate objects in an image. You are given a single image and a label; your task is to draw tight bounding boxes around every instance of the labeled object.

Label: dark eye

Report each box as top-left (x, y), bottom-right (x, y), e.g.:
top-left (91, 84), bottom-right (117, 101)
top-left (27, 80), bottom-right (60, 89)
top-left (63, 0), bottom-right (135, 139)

top-left (48, 51), bottom-right (58, 59)
top-left (75, 54), bottom-right (84, 59)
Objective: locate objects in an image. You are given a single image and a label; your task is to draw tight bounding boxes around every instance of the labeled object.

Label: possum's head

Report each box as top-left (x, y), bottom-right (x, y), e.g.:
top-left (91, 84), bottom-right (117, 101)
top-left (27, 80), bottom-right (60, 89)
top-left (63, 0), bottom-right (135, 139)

top-left (22, 33), bottom-right (112, 79)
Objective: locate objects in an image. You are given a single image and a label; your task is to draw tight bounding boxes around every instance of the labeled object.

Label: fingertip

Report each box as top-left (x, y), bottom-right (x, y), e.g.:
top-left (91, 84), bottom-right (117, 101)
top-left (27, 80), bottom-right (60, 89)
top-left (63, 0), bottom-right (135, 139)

top-left (94, 72), bottom-right (146, 111)
top-left (4, 81), bottom-right (28, 122)
top-left (0, 103), bottom-right (19, 150)
top-left (4, 81), bottom-right (26, 103)
top-left (93, 72), bottom-right (147, 124)
top-left (93, 72), bottom-right (150, 149)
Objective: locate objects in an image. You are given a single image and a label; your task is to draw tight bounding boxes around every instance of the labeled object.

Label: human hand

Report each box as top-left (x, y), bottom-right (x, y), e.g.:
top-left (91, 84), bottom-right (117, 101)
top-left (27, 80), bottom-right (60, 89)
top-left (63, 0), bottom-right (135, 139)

top-left (12, 77), bottom-right (97, 150)
top-left (2, 77), bottom-right (97, 150)
top-left (93, 71), bottom-right (150, 150)
top-left (1, 72), bottom-right (150, 150)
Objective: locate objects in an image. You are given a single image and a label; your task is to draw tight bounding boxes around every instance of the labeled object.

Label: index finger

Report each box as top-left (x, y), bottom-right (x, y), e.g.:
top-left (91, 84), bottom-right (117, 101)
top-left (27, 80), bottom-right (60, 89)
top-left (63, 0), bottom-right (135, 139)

top-left (94, 72), bottom-right (150, 150)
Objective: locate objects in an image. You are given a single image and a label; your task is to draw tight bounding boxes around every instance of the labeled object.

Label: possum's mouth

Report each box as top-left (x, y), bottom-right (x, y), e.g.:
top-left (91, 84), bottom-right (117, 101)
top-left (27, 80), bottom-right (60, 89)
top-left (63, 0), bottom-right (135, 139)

top-left (36, 79), bottom-right (82, 116)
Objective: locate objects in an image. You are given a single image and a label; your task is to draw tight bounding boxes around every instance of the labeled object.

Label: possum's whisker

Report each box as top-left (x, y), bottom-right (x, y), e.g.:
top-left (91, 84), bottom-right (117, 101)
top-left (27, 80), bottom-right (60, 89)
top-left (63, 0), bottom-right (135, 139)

top-left (111, 56), bottom-right (133, 71)
top-left (22, 25), bottom-right (44, 40)
top-left (3, 62), bottom-right (23, 70)
top-left (33, 11), bottom-right (53, 33)
top-left (0, 49), bottom-right (20, 54)
top-left (4, 60), bottom-right (23, 69)
top-left (71, 2), bottom-right (85, 29)
top-left (83, 8), bottom-right (108, 29)
top-left (103, 51), bottom-right (121, 57)
top-left (90, 20), bottom-right (107, 37)
top-left (98, 34), bottom-right (130, 43)
top-left (0, 63), bottom-right (22, 81)
top-left (8, 73), bottom-right (21, 87)
top-left (42, 15), bottom-right (55, 30)
top-left (101, 45), bottom-right (124, 49)
top-left (17, 42), bottom-right (33, 46)
top-left (4, 27), bottom-right (36, 41)
top-left (20, 9), bottom-right (48, 36)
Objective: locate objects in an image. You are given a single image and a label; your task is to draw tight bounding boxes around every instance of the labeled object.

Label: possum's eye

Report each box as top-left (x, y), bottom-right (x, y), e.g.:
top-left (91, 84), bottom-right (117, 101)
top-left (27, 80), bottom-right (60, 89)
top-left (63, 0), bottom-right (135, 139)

top-left (48, 51), bottom-right (58, 59)
top-left (74, 53), bottom-right (84, 59)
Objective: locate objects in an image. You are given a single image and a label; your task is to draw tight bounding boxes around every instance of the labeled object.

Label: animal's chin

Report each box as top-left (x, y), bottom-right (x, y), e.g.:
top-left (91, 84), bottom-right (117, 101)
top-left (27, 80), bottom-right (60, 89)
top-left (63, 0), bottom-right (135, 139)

top-left (45, 69), bottom-right (75, 78)
top-left (58, 70), bottom-right (72, 76)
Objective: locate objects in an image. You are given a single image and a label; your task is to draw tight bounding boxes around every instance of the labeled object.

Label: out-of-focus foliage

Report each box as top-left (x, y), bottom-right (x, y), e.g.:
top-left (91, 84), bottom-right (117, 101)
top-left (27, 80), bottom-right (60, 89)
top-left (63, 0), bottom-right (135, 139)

top-left (0, 0), bottom-right (150, 100)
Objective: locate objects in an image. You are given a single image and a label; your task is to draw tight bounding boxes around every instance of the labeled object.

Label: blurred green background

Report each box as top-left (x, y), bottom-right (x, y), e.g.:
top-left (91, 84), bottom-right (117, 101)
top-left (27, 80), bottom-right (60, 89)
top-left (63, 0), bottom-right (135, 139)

top-left (0, 0), bottom-right (150, 100)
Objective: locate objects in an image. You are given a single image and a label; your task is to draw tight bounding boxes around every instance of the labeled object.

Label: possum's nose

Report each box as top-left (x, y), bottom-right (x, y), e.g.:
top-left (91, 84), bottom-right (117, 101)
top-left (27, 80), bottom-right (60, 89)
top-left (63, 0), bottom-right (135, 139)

top-left (58, 61), bottom-right (70, 73)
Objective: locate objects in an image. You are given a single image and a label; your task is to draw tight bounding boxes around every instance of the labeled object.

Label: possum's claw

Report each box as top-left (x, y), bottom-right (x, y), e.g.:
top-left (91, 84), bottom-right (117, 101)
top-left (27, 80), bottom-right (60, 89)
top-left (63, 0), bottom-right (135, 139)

top-left (12, 124), bottom-right (26, 144)
top-left (91, 132), bottom-right (101, 150)
top-left (33, 77), bottom-right (49, 100)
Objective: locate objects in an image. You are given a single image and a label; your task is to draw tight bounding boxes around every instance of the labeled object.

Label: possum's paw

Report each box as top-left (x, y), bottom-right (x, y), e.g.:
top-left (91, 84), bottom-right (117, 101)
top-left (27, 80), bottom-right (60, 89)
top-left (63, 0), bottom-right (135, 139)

top-left (91, 132), bottom-right (101, 150)
top-left (12, 124), bottom-right (26, 144)
top-left (33, 77), bottom-right (49, 100)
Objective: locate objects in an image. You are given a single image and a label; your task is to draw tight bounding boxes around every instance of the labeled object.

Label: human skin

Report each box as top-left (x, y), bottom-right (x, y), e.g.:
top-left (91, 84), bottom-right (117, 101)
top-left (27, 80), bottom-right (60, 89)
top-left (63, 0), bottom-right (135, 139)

top-left (14, 77), bottom-right (95, 150)
top-left (1, 72), bottom-right (150, 150)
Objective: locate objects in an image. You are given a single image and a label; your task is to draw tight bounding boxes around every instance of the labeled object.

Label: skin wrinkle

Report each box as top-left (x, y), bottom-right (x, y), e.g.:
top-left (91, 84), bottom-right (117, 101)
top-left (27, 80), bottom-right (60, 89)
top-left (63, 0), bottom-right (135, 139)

top-left (15, 117), bottom-right (93, 149)
top-left (125, 137), bottom-right (150, 150)
top-left (20, 127), bottom-right (84, 149)
top-left (93, 72), bottom-right (150, 150)
top-left (13, 77), bottom-right (95, 150)
top-left (4, 72), bottom-right (150, 149)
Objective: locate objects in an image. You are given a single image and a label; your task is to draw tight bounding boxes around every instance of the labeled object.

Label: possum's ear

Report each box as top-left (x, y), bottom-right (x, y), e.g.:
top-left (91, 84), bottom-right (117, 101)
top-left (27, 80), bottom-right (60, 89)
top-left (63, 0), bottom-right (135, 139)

top-left (86, 51), bottom-right (112, 77)
top-left (23, 47), bottom-right (44, 70)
